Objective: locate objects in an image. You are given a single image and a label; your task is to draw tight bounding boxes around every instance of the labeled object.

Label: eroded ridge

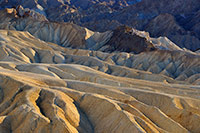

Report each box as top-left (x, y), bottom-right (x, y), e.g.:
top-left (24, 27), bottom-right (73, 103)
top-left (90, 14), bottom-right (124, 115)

top-left (0, 29), bottom-right (200, 132)
top-left (0, 30), bottom-right (199, 84)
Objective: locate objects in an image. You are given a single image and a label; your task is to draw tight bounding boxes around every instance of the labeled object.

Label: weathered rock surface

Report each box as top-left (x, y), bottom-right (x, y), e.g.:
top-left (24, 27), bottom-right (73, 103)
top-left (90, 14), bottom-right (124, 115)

top-left (101, 26), bottom-right (156, 53)
top-left (0, 8), bottom-right (188, 54)
top-left (2, 0), bottom-right (200, 51)
top-left (0, 5), bottom-right (200, 133)
top-left (0, 8), bottom-right (113, 51)
top-left (0, 29), bottom-right (200, 132)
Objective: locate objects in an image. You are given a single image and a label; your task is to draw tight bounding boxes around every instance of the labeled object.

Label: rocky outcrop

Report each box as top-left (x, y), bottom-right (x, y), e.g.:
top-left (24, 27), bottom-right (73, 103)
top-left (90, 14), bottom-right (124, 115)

top-left (102, 26), bottom-right (156, 53)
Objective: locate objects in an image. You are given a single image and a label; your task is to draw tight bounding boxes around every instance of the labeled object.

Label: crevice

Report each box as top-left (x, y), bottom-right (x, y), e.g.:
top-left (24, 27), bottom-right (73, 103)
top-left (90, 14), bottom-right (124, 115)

top-left (10, 86), bottom-right (28, 102)
top-left (0, 85), bottom-right (25, 115)
top-left (0, 87), bottom-right (4, 104)
top-left (47, 67), bottom-right (62, 79)
top-left (33, 50), bottom-right (41, 63)
top-left (73, 101), bottom-right (94, 133)
top-left (35, 90), bottom-right (48, 120)
top-left (105, 65), bottom-right (112, 74)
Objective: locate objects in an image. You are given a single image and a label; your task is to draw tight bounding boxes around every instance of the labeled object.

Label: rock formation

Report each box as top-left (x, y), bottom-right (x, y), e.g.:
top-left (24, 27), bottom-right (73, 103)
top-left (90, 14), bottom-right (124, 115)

top-left (0, 8), bottom-right (187, 54)
top-left (0, 29), bottom-right (200, 132)
top-left (0, 5), bottom-right (200, 133)
top-left (1, 0), bottom-right (200, 51)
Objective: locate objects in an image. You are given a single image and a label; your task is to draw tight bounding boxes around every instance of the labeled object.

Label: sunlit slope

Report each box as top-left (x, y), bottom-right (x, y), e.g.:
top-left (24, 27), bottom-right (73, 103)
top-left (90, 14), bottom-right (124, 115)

top-left (0, 29), bottom-right (200, 133)
top-left (0, 30), bottom-right (199, 84)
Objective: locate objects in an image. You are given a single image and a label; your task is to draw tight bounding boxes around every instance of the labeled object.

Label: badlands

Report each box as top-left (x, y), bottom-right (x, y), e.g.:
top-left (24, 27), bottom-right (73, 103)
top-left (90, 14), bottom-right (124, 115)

top-left (0, 7), bottom-right (200, 133)
top-left (1, 0), bottom-right (200, 51)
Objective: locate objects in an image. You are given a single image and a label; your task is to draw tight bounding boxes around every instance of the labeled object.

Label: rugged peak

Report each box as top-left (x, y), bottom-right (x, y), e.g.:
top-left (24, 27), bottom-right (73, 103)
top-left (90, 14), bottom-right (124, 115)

top-left (114, 25), bottom-right (133, 33)
top-left (3, 6), bottom-right (48, 21)
top-left (0, 8), bottom-right (187, 54)
top-left (103, 25), bottom-right (156, 54)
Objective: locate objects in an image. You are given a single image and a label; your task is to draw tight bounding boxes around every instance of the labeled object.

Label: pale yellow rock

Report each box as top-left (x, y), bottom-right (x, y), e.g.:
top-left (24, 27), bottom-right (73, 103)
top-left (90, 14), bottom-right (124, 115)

top-left (0, 29), bottom-right (199, 133)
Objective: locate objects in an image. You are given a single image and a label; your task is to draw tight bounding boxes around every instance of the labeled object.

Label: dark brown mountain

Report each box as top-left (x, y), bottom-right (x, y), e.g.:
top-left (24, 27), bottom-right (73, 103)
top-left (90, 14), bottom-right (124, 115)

top-left (0, 0), bottom-right (200, 51)
top-left (102, 26), bottom-right (156, 53)
top-left (0, 8), bottom-right (181, 54)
